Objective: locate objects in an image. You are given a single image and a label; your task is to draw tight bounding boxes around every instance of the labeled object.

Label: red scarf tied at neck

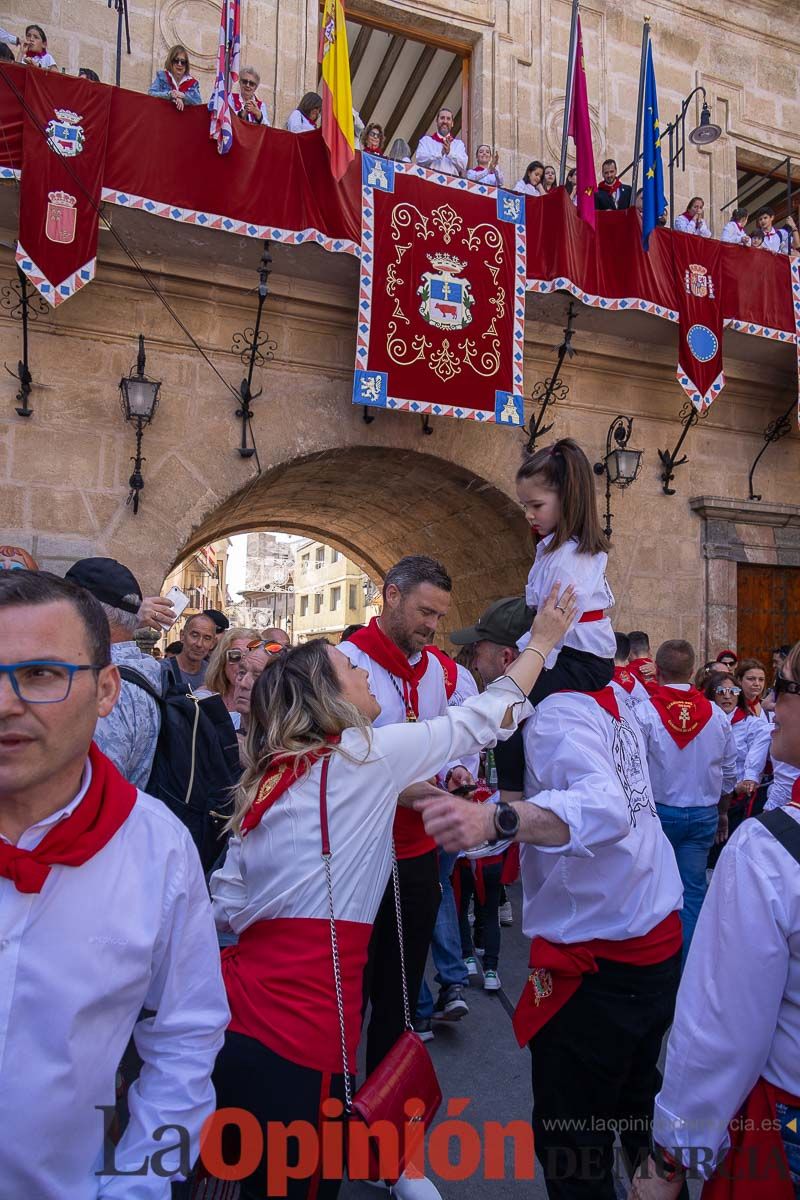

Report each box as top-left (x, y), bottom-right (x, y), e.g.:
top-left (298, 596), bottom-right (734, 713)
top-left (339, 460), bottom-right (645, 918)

top-left (0, 744), bottom-right (136, 894)
top-left (649, 685), bottom-right (713, 749)
top-left (598, 177), bottom-right (622, 193)
top-left (241, 736), bottom-right (341, 837)
top-left (613, 665), bottom-right (636, 695)
top-left (348, 617), bottom-right (456, 718)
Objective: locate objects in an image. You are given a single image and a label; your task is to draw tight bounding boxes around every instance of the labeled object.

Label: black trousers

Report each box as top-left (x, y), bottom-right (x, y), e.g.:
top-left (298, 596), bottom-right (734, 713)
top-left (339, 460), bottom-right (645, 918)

top-left (528, 646), bottom-right (614, 707)
top-left (363, 848), bottom-right (440, 1074)
top-left (211, 1031), bottom-right (352, 1200)
top-left (529, 951), bottom-right (684, 1200)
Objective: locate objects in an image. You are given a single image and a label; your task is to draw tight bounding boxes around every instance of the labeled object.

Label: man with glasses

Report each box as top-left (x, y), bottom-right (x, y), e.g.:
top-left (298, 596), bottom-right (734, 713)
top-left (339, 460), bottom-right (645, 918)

top-left (635, 639), bottom-right (737, 961)
top-left (229, 65), bottom-right (270, 125)
top-left (165, 613), bottom-right (217, 690)
top-left (233, 638), bottom-right (286, 730)
top-left (0, 569), bottom-right (228, 1198)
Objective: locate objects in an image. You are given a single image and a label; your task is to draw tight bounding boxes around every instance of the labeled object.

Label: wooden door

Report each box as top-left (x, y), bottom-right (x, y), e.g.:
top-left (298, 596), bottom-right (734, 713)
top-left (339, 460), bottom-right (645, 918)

top-left (736, 563), bottom-right (800, 670)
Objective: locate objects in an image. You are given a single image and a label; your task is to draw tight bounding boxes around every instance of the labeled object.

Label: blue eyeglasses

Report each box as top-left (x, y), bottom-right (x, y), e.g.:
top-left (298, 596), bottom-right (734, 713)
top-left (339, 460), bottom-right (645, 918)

top-left (0, 661), bottom-right (106, 704)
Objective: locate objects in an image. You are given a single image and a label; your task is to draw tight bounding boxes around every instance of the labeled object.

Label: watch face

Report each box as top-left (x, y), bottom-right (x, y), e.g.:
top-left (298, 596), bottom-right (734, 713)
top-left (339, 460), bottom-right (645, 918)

top-left (495, 805), bottom-right (519, 836)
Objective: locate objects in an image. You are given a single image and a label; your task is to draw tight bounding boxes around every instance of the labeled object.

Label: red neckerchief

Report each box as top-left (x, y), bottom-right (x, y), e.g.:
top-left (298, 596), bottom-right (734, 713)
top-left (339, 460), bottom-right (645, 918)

top-left (348, 617), bottom-right (458, 719)
top-left (0, 744), bottom-right (136, 895)
top-left (732, 706), bottom-right (748, 725)
top-left (682, 210), bottom-right (695, 221)
top-left (230, 93), bottom-right (261, 123)
top-left (613, 666), bottom-right (636, 695)
top-left (241, 736), bottom-right (341, 836)
top-left (627, 657), bottom-right (654, 687)
top-left (597, 177), bottom-right (621, 193)
top-left (431, 131), bottom-right (451, 144)
top-left (558, 685), bottom-right (620, 721)
top-left (166, 71), bottom-right (197, 94)
top-left (27, 49), bottom-right (46, 58)
top-left (649, 685), bottom-right (713, 749)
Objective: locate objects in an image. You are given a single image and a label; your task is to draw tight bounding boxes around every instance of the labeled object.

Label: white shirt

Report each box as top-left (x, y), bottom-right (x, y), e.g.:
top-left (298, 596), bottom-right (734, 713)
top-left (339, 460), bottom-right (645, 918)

top-left (610, 671), bottom-right (651, 716)
top-left (452, 663), bottom-right (480, 779)
top-left (674, 213), bottom-right (712, 237)
top-left (513, 180), bottom-right (544, 196)
top-left (759, 227), bottom-right (790, 255)
top-left (520, 693), bottom-right (683, 943)
top-left (730, 710), bottom-right (772, 783)
top-left (230, 93), bottom-right (270, 125)
top-left (635, 685), bottom-right (737, 808)
top-left (766, 757), bottom-right (800, 810)
top-left (720, 220), bottom-right (750, 245)
top-left (523, 534), bottom-right (616, 668)
top-left (286, 109), bottom-right (316, 134)
top-left (0, 761), bottom-right (229, 1199)
top-left (415, 134), bottom-right (467, 177)
top-left (654, 806), bottom-right (800, 1174)
top-left (466, 166), bottom-right (504, 188)
top-left (211, 677), bottom-right (530, 933)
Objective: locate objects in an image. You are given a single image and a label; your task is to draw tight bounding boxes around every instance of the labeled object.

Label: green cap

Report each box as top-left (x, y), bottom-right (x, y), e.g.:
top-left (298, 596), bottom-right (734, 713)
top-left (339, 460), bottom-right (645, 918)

top-left (450, 596), bottom-right (534, 649)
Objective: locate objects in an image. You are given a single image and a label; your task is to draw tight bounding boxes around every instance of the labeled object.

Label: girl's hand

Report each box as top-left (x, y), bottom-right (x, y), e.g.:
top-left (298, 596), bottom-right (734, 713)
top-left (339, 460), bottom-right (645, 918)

top-left (529, 583), bottom-right (578, 657)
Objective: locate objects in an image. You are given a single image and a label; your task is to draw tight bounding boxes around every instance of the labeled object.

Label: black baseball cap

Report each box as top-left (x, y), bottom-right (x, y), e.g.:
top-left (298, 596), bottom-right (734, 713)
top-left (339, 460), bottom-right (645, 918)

top-left (65, 557), bottom-right (142, 614)
top-left (203, 608), bottom-right (230, 633)
top-left (450, 596), bottom-right (534, 649)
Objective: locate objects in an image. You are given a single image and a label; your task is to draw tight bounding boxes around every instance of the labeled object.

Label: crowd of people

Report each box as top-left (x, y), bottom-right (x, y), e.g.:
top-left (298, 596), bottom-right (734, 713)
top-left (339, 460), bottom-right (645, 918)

top-left (2, 23), bottom-right (797, 253)
top-left (0, 436), bottom-right (798, 1200)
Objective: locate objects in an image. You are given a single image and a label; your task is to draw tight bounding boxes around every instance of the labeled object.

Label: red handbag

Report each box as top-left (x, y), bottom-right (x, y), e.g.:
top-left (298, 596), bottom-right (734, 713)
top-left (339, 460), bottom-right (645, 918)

top-left (319, 758), bottom-right (442, 1182)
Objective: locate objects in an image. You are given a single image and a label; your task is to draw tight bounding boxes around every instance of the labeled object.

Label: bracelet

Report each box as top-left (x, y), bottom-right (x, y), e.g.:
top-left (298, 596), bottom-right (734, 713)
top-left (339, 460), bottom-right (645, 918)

top-left (522, 644), bottom-right (546, 666)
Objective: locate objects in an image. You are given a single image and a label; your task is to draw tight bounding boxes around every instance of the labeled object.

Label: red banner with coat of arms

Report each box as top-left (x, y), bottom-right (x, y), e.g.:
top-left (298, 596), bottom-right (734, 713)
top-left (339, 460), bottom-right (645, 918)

top-left (16, 68), bottom-right (111, 306)
top-left (353, 158), bottom-right (527, 424)
top-left (671, 232), bottom-right (725, 412)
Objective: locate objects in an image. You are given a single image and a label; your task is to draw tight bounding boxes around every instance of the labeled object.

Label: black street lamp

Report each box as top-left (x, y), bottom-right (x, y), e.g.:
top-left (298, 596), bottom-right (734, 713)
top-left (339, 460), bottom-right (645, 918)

top-left (119, 334), bottom-right (161, 514)
top-left (593, 416), bottom-right (643, 540)
top-left (664, 87), bottom-right (721, 228)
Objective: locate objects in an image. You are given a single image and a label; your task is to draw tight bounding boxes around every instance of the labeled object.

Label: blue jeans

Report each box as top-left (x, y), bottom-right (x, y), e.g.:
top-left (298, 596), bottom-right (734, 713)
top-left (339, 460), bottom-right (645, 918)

top-left (656, 803), bottom-right (718, 963)
top-left (416, 851), bottom-right (468, 1019)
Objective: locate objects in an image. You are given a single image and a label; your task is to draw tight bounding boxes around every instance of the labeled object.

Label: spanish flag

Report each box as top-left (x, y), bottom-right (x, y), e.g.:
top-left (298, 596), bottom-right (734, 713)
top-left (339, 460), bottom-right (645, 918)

top-left (319, 0), bottom-right (355, 180)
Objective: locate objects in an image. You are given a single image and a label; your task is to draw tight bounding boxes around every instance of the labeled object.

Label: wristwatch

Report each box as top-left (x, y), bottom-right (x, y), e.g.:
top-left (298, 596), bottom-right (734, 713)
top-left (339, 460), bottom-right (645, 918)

top-left (491, 802), bottom-right (520, 843)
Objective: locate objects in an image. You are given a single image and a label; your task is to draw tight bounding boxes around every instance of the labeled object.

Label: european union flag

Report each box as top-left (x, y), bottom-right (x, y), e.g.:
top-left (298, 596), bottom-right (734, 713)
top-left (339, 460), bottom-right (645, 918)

top-left (642, 41), bottom-right (667, 250)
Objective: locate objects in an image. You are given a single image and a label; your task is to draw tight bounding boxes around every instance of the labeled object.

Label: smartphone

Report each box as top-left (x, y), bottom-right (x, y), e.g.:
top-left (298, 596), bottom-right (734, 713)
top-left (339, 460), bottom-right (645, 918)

top-left (164, 585), bottom-right (190, 624)
top-left (451, 783), bottom-right (478, 798)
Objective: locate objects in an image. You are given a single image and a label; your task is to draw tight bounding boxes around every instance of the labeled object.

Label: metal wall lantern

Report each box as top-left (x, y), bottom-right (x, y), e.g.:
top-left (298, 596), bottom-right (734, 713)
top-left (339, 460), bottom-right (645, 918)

top-left (594, 416), bottom-right (643, 539)
top-left (119, 333), bottom-right (161, 513)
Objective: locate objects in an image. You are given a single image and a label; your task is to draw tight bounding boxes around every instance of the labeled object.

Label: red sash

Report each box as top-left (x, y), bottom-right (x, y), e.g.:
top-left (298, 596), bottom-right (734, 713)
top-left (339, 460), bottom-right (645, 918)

top-left (0, 744), bottom-right (136, 894)
top-left (649, 685), bottom-right (713, 748)
top-left (579, 609), bottom-right (604, 622)
top-left (513, 911), bottom-right (682, 1046)
top-left (613, 666), bottom-right (636, 695)
top-left (701, 1077), bottom-right (798, 1199)
top-left (241, 737), bottom-right (340, 836)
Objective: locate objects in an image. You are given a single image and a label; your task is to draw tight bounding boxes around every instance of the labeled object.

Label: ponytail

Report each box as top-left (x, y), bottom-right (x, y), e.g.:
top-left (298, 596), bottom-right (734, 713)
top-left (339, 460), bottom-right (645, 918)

top-left (516, 438), bottom-right (609, 555)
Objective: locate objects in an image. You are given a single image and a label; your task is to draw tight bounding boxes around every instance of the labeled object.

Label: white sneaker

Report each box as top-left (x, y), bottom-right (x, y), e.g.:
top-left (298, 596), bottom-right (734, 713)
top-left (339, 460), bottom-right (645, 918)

top-left (464, 956), bottom-right (478, 977)
top-left (483, 969), bottom-right (501, 991)
top-left (391, 1172), bottom-right (444, 1199)
top-left (498, 900), bottom-right (513, 926)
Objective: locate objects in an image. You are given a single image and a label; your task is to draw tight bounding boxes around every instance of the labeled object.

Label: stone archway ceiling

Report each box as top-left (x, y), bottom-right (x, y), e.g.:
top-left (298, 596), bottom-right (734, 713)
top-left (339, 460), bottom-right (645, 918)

top-left (178, 447), bottom-right (530, 632)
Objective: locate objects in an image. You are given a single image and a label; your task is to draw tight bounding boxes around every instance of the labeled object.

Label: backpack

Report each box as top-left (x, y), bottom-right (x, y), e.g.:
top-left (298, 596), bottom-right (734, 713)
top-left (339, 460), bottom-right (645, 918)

top-left (118, 664), bottom-right (240, 871)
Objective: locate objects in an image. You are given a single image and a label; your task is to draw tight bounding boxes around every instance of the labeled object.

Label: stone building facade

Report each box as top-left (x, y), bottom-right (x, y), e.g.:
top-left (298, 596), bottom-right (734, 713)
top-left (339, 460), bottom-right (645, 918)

top-left (1, 0), bottom-right (798, 658)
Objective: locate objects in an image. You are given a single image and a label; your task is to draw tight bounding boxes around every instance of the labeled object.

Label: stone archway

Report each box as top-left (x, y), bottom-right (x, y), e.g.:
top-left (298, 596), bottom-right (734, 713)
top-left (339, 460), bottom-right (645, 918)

top-left (175, 446), bottom-right (531, 631)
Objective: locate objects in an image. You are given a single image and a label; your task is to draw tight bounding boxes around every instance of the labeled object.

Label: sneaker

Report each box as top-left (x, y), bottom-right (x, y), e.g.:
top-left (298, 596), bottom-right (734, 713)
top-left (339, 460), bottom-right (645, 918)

top-left (498, 900), bottom-right (513, 926)
top-left (412, 1017), bottom-right (434, 1042)
top-left (464, 956), bottom-right (478, 977)
top-left (432, 983), bottom-right (469, 1021)
top-left (483, 969), bottom-right (501, 991)
top-left (392, 1172), bottom-right (444, 1199)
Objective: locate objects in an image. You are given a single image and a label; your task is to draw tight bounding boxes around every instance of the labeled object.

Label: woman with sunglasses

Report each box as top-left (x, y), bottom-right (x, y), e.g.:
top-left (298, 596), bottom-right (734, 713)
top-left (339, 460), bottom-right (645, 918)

top-left (209, 586), bottom-right (576, 1200)
top-left (148, 44), bottom-right (202, 110)
top-left (196, 627), bottom-right (257, 729)
top-left (630, 646), bottom-right (800, 1200)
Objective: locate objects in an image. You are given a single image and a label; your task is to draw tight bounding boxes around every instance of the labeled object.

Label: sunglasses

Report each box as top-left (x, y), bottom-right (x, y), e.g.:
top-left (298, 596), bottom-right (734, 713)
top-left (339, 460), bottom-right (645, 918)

top-left (247, 639), bottom-right (286, 655)
top-left (226, 649), bottom-right (244, 663)
top-left (172, 57), bottom-right (188, 66)
top-left (774, 676), bottom-right (800, 697)
top-left (715, 687), bottom-right (741, 697)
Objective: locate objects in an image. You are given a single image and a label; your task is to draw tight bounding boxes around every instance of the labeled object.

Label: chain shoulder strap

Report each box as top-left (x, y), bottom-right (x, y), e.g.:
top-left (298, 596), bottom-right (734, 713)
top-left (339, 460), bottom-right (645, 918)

top-left (389, 840), bottom-right (413, 1031)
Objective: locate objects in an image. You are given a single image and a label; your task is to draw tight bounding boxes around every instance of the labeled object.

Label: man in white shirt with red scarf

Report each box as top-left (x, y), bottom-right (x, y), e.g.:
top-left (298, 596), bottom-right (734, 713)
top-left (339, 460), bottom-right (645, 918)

top-left (635, 638), bottom-right (736, 962)
top-left (0, 569), bottom-right (228, 1199)
top-left (415, 108), bottom-right (467, 177)
top-left (417, 661), bottom-right (683, 1198)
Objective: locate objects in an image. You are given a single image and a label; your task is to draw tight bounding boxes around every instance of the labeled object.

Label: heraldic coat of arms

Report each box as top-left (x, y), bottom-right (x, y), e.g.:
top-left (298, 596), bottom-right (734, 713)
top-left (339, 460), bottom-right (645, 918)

top-left (418, 253), bottom-right (474, 331)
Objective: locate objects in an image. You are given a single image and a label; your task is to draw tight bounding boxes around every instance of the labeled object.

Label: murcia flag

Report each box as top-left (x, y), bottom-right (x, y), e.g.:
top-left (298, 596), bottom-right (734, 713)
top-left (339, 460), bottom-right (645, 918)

top-left (319, 0), bottom-right (355, 180)
top-left (566, 13), bottom-right (597, 230)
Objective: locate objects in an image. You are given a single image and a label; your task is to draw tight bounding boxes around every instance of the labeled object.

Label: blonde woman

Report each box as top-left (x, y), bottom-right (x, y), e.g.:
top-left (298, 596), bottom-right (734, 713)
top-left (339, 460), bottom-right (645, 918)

top-left (196, 627), bottom-right (257, 729)
top-left (148, 44), bottom-right (202, 110)
top-left (209, 585), bottom-right (577, 1200)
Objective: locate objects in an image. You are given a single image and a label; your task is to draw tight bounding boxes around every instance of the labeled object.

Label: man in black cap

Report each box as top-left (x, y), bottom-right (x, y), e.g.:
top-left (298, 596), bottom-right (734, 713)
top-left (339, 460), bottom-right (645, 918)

top-left (65, 557), bottom-right (163, 788)
top-left (203, 608), bottom-right (230, 644)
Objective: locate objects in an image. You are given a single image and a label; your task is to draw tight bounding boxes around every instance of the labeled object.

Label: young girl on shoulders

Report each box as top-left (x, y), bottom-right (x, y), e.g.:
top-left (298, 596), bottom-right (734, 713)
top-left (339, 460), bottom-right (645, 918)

top-left (516, 437), bottom-right (616, 703)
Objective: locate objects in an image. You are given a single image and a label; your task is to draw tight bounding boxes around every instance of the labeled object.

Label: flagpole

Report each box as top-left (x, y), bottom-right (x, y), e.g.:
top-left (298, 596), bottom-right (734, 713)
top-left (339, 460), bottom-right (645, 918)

top-left (559, 0), bottom-right (581, 185)
top-left (630, 16), bottom-right (651, 198)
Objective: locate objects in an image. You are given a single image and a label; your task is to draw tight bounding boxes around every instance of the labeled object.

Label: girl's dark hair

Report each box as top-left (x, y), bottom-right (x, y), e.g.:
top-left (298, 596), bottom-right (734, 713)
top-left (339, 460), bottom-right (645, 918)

top-left (26, 24), bottom-right (47, 43)
top-left (298, 91), bottom-right (322, 118)
top-left (516, 438), bottom-right (609, 555)
top-left (524, 160), bottom-right (544, 183)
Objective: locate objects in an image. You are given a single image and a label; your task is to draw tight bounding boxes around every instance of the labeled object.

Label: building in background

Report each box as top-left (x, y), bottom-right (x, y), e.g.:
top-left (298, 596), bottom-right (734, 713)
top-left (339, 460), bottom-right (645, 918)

top-left (161, 539), bottom-right (231, 642)
top-left (227, 532), bottom-right (296, 636)
top-left (293, 539), bottom-right (380, 643)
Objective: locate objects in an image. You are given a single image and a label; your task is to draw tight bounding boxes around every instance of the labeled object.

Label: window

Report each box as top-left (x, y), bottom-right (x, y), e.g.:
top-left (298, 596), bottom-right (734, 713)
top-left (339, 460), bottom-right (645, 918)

top-left (330, 549), bottom-right (340, 563)
top-left (314, 593), bottom-right (323, 614)
top-left (331, 586), bottom-right (341, 611)
top-left (315, 547), bottom-right (325, 569)
top-left (349, 584), bottom-right (358, 611)
top-left (300, 595), bottom-right (309, 617)
top-left (301, 554), bottom-right (310, 573)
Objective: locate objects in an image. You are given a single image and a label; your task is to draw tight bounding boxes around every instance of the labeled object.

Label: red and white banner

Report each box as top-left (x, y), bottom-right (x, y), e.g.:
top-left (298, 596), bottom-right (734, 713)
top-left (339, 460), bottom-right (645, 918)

top-left (15, 68), bottom-right (111, 305)
top-left (672, 232), bottom-right (725, 412)
top-left (353, 162), bottom-right (527, 423)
